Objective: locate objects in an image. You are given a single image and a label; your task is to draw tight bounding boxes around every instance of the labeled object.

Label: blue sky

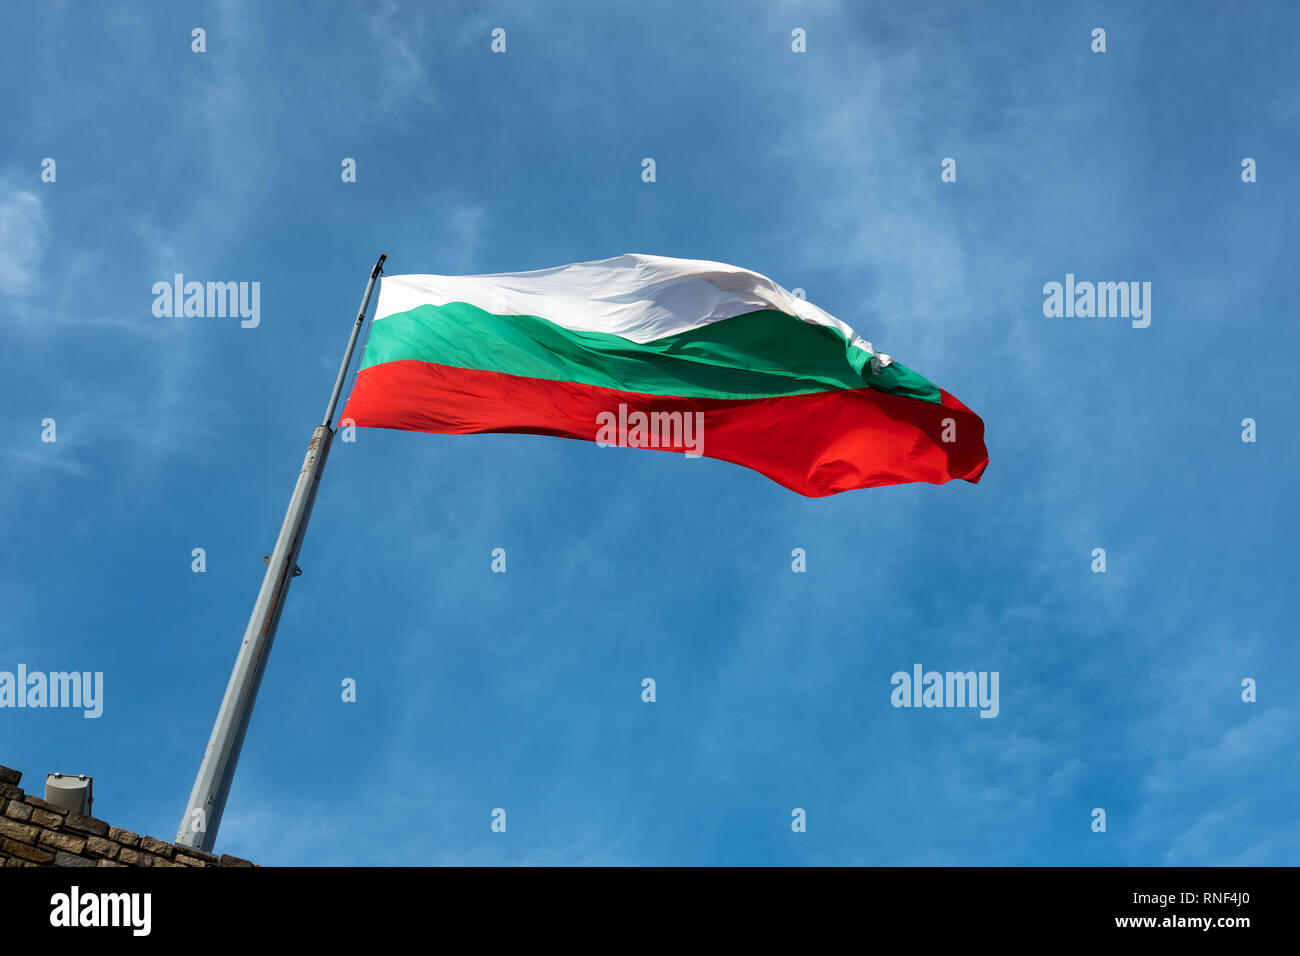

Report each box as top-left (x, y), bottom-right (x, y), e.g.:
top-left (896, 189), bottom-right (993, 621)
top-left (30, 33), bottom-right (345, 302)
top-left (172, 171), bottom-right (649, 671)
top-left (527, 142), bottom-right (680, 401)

top-left (2, 0), bottom-right (1297, 865)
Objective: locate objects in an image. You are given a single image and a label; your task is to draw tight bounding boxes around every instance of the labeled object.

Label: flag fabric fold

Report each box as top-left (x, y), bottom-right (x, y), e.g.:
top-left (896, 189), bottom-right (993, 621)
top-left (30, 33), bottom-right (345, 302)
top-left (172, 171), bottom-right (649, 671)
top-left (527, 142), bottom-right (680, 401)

top-left (340, 253), bottom-right (987, 496)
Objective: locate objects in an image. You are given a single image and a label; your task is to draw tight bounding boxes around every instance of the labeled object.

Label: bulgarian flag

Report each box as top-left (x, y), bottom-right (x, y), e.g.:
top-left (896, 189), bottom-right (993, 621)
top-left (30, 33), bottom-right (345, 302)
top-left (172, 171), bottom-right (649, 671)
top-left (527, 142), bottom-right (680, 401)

top-left (340, 254), bottom-right (987, 497)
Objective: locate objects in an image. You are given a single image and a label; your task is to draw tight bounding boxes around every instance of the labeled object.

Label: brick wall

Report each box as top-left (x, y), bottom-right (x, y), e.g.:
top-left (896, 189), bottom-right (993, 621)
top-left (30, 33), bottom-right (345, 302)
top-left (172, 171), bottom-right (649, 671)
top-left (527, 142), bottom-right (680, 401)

top-left (0, 764), bottom-right (254, 868)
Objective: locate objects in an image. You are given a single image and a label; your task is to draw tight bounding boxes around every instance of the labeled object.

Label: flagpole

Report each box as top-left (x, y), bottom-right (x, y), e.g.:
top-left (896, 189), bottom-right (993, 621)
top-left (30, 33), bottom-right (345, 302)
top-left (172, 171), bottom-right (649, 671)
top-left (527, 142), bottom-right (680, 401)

top-left (176, 252), bottom-right (387, 852)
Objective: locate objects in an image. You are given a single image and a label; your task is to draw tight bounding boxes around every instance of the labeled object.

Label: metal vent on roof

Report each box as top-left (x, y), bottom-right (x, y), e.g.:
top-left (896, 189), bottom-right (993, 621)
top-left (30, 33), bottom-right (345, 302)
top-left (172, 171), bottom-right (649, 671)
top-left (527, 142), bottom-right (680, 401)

top-left (45, 773), bottom-right (93, 815)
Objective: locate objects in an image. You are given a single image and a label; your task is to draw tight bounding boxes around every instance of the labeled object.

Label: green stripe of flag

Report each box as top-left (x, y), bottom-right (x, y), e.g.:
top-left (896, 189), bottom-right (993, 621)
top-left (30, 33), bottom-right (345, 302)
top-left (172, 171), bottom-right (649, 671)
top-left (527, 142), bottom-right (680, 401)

top-left (363, 303), bottom-right (941, 403)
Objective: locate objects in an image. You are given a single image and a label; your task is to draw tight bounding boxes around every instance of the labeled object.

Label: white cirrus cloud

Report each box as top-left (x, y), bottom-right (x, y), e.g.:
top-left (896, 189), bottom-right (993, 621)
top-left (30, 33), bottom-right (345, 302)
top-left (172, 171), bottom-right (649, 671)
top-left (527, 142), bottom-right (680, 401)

top-left (0, 186), bottom-right (49, 296)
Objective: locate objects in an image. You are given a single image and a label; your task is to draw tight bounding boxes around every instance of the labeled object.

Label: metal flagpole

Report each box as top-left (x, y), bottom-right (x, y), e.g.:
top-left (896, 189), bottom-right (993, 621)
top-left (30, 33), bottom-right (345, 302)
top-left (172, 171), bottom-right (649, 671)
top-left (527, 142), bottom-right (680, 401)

top-left (176, 252), bottom-right (387, 852)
